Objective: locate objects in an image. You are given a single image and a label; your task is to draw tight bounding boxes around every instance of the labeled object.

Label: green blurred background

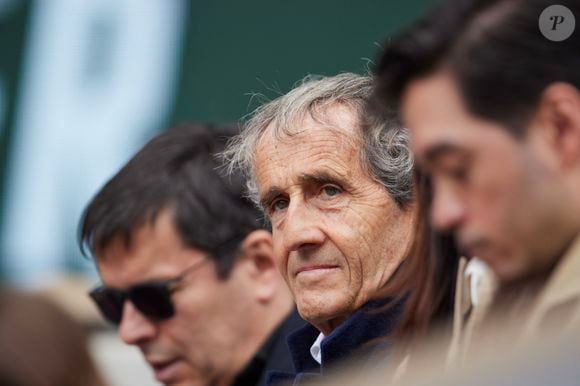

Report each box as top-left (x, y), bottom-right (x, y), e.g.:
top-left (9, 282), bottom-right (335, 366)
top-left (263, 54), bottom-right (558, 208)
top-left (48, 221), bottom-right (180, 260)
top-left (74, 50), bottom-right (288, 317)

top-left (0, 0), bottom-right (433, 284)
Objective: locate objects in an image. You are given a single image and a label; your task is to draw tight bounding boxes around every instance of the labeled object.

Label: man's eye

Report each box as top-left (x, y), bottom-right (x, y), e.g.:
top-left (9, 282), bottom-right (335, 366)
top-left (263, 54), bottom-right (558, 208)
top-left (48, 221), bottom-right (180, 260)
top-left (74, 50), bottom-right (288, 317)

top-left (271, 198), bottom-right (289, 212)
top-left (321, 185), bottom-right (342, 198)
top-left (445, 166), bottom-right (468, 181)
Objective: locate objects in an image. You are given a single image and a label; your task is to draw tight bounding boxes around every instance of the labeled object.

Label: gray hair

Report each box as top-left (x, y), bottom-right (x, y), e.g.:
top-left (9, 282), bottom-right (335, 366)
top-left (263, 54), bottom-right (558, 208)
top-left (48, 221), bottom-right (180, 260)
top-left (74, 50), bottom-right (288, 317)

top-left (223, 73), bottom-right (414, 210)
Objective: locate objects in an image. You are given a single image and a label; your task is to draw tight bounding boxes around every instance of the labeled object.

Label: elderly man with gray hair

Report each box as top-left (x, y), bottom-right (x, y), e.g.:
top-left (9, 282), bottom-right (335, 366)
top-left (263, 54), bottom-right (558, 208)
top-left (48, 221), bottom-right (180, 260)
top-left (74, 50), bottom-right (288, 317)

top-left (225, 73), bottom-right (422, 384)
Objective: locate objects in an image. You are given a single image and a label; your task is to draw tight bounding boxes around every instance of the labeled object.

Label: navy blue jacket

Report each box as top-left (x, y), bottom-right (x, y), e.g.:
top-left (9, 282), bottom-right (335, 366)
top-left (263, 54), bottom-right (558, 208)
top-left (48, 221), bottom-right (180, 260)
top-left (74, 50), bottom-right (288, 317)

top-left (265, 299), bottom-right (403, 386)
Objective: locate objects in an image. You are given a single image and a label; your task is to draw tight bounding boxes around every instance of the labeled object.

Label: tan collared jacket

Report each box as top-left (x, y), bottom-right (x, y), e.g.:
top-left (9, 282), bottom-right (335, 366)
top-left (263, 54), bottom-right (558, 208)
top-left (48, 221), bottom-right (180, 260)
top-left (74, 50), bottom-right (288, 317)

top-left (448, 235), bottom-right (580, 365)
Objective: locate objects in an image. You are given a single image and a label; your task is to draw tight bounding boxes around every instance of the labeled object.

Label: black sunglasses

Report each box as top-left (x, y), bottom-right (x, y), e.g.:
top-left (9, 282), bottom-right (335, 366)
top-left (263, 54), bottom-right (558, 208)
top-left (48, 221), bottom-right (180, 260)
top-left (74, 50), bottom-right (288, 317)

top-left (89, 259), bottom-right (206, 325)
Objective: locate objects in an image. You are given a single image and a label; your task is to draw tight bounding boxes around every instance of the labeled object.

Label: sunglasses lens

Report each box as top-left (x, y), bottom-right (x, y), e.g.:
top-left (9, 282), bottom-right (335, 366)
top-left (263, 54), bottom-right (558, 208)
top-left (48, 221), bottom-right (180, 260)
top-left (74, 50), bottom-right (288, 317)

top-left (90, 288), bottom-right (123, 325)
top-left (130, 284), bottom-right (175, 321)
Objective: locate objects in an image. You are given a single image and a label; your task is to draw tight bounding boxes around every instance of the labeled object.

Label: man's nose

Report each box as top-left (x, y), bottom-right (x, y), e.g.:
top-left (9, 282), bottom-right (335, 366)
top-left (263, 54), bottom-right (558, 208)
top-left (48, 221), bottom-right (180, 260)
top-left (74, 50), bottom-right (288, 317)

top-left (118, 301), bottom-right (157, 346)
top-left (431, 183), bottom-right (466, 233)
top-left (281, 198), bottom-right (326, 253)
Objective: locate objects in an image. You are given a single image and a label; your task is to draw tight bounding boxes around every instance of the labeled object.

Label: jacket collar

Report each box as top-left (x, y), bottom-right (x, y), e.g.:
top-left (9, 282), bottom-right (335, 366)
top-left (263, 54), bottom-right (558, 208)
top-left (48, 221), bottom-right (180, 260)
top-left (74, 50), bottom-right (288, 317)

top-left (234, 310), bottom-right (305, 386)
top-left (524, 234), bottom-right (580, 336)
top-left (287, 299), bottom-right (403, 375)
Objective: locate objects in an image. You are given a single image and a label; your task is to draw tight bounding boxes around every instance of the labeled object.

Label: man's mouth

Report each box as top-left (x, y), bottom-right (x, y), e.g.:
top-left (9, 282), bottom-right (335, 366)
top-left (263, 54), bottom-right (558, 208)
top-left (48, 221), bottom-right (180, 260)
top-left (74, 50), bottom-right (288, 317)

top-left (461, 238), bottom-right (491, 260)
top-left (294, 264), bottom-right (339, 277)
top-left (150, 358), bottom-right (181, 383)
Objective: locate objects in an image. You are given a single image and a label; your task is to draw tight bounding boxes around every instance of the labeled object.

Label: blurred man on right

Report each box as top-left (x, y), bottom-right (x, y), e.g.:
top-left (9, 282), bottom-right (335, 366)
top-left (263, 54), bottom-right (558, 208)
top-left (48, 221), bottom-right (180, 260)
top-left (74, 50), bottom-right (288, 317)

top-left (376, 0), bottom-right (580, 350)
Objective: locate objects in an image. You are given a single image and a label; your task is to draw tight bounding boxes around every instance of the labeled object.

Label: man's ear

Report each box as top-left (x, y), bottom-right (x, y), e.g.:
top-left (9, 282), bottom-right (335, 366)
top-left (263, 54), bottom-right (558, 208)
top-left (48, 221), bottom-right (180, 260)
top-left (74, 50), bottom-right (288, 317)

top-left (238, 229), bottom-right (280, 303)
top-left (533, 82), bottom-right (580, 169)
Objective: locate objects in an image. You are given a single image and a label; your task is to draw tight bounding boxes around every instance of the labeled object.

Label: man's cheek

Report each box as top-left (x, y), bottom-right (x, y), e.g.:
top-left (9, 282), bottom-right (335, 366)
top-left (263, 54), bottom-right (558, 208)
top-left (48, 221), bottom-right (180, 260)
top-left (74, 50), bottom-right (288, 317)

top-left (272, 246), bottom-right (288, 274)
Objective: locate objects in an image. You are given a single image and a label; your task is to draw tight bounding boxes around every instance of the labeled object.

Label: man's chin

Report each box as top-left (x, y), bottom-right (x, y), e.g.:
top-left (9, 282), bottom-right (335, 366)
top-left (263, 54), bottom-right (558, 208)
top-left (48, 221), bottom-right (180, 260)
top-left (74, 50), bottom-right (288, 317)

top-left (483, 256), bottom-right (531, 285)
top-left (157, 376), bottom-right (201, 386)
top-left (296, 297), bottom-right (350, 331)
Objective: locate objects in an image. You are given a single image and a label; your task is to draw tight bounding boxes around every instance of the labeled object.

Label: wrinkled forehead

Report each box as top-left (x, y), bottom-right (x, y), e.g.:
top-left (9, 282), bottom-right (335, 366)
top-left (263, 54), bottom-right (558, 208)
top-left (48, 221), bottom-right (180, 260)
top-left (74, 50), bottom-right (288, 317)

top-left (260, 102), bottom-right (362, 147)
top-left (252, 103), bottom-right (367, 196)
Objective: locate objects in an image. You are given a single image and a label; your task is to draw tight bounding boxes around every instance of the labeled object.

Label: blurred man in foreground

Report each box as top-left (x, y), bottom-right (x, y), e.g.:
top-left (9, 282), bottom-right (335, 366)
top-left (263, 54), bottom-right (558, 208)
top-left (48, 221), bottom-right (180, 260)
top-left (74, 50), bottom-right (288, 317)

top-left (79, 124), bottom-right (302, 386)
top-left (376, 0), bottom-right (580, 355)
top-left (225, 73), bottom-right (426, 384)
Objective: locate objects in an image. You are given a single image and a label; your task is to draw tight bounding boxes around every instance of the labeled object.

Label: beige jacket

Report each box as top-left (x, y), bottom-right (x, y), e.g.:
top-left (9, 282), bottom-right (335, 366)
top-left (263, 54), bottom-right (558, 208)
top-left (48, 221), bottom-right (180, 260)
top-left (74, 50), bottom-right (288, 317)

top-left (522, 235), bottom-right (580, 335)
top-left (449, 235), bottom-right (580, 365)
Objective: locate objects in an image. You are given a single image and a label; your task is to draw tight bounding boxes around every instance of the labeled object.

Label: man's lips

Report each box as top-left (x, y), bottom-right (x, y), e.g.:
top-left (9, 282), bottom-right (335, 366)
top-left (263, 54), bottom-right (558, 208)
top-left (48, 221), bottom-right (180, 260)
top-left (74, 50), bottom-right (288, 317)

top-left (294, 264), bottom-right (339, 276)
top-left (460, 239), bottom-right (488, 259)
top-left (149, 358), bottom-right (181, 383)
top-left (461, 239), bottom-right (503, 267)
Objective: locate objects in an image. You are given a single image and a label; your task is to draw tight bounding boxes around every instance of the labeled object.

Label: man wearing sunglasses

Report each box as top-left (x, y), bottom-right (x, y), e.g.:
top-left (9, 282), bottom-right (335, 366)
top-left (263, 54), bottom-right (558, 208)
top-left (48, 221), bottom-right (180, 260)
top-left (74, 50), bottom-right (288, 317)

top-left (79, 123), bottom-right (302, 386)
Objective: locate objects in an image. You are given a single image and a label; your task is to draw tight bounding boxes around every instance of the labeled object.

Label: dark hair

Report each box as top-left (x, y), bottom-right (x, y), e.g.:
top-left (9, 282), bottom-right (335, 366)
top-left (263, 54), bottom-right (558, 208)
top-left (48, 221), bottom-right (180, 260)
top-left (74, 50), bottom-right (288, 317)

top-left (375, 0), bottom-right (580, 134)
top-left (0, 289), bottom-right (108, 386)
top-left (79, 123), bottom-right (265, 278)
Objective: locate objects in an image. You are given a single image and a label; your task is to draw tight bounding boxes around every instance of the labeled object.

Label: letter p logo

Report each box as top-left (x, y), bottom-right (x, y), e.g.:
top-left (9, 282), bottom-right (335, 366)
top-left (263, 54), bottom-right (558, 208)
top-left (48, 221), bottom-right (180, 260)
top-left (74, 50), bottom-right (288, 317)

top-left (539, 5), bottom-right (575, 41)
top-left (550, 15), bottom-right (565, 30)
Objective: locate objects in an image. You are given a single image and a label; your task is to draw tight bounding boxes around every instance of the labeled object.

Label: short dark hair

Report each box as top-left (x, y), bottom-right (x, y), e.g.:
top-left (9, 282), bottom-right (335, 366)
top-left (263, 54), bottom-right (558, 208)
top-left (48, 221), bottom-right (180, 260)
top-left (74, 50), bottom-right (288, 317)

top-left (375, 0), bottom-right (580, 134)
top-left (79, 123), bottom-right (265, 278)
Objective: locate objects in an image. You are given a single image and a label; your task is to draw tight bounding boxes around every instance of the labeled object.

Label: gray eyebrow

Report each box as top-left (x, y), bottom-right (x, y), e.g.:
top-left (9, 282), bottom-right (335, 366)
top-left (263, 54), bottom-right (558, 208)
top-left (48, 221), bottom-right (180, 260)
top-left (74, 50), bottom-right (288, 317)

top-left (259, 187), bottom-right (284, 209)
top-left (259, 170), bottom-right (350, 208)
